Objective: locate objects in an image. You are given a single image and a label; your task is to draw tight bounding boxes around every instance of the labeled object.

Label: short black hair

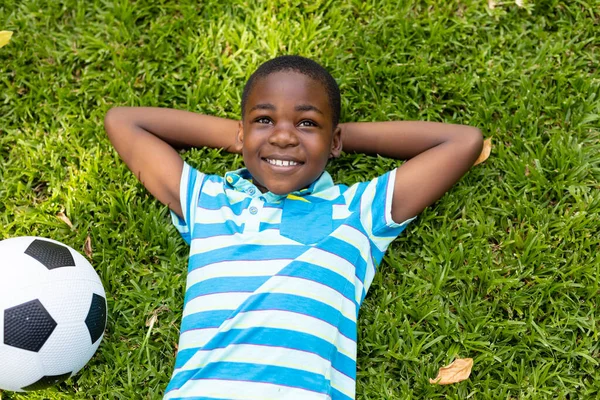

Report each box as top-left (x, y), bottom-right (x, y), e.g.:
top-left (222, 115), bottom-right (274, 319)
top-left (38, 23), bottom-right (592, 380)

top-left (241, 55), bottom-right (341, 127)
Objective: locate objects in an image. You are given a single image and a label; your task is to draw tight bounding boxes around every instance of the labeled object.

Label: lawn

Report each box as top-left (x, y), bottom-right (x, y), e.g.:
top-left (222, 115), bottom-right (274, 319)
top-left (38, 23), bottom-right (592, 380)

top-left (1, 0), bottom-right (599, 398)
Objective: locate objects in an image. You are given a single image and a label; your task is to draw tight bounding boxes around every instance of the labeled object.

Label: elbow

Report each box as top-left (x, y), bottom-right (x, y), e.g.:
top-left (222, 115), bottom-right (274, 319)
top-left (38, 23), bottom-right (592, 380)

top-left (104, 107), bottom-right (128, 140)
top-left (104, 107), bottom-right (118, 138)
top-left (464, 126), bottom-right (484, 157)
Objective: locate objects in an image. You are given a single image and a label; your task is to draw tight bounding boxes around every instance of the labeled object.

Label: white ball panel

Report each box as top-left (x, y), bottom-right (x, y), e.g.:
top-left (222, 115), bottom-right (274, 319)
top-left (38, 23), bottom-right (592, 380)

top-left (38, 322), bottom-right (90, 376)
top-left (0, 344), bottom-right (44, 392)
top-left (34, 281), bottom-right (105, 324)
top-left (0, 238), bottom-right (53, 293)
top-left (68, 329), bottom-right (104, 376)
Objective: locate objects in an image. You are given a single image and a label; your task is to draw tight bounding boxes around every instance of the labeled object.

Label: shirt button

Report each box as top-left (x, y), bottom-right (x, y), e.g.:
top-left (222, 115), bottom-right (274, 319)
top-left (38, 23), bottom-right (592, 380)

top-left (247, 187), bottom-right (256, 195)
top-left (249, 206), bottom-right (258, 215)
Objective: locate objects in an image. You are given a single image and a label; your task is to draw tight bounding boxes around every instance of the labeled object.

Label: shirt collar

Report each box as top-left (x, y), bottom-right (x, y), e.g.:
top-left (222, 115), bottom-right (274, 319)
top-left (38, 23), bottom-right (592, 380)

top-left (224, 168), bottom-right (334, 202)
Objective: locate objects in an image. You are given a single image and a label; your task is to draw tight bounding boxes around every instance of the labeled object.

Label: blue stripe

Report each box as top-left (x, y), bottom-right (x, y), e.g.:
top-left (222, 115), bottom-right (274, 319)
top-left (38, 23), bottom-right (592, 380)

top-left (331, 387), bottom-right (354, 400)
top-left (277, 261), bottom-right (355, 303)
top-left (165, 369), bottom-right (197, 393)
top-left (371, 173), bottom-right (390, 234)
top-left (346, 181), bottom-right (369, 212)
top-left (371, 243), bottom-right (385, 265)
top-left (180, 310), bottom-right (233, 332)
top-left (198, 193), bottom-right (251, 215)
top-left (185, 277), bottom-right (268, 302)
top-left (191, 221), bottom-right (245, 239)
top-left (331, 347), bottom-right (356, 380)
top-left (173, 348), bottom-right (198, 369)
top-left (169, 362), bottom-right (329, 394)
top-left (316, 237), bottom-right (367, 285)
top-left (189, 245), bottom-right (305, 270)
top-left (235, 293), bottom-right (356, 340)
top-left (259, 222), bottom-right (280, 231)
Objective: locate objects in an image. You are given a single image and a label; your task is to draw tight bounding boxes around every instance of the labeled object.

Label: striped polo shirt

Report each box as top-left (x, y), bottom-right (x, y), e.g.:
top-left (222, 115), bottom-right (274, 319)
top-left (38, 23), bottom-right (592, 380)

top-left (165, 162), bottom-right (413, 400)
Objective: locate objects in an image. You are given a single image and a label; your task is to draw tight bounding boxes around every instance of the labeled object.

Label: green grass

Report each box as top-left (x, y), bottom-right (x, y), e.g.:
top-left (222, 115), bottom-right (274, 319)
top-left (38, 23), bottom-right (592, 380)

top-left (1, 0), bottom-right (599, 398)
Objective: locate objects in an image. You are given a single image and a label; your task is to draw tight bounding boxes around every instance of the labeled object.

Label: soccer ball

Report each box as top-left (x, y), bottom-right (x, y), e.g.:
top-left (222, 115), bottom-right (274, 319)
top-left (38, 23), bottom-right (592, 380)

top-left (0, 236), bottom-right (107, 392)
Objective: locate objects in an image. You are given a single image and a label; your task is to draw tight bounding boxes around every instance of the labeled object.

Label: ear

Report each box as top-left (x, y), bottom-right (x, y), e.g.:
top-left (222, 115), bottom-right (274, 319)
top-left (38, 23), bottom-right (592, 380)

top-left (237, 120), bottom-right (244, 144)
top-left (329, 125), bottom-right (343, 158)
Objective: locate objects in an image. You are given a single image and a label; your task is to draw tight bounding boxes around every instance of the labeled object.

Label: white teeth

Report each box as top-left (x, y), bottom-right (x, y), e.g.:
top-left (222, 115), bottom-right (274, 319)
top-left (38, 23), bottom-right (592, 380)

top-left (266, 159), bottom-right (299, 166)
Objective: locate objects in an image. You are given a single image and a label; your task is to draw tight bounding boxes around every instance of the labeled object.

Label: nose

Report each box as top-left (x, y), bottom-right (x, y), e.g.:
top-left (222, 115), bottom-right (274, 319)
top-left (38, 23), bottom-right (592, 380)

top-left (268, 123), bottom-right (299, 148)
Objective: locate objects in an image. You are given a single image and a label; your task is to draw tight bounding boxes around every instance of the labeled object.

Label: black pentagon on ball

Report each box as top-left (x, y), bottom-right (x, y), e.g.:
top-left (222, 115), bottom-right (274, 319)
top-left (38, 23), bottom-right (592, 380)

top-left (21, 372), bottom-right (71, 391)
top-left (25, 239), bottom-right (75, 270)
top-left (85, 293), bottom-right (107, 344)
top-left (4, 299), bottom-right (57, 352)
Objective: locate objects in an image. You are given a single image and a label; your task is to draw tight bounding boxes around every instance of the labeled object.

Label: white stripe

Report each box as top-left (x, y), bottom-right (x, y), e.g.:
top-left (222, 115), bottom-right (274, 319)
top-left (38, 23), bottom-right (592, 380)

top-left (201, 179), bottom-right (251, 206)
top-left (180, 163), bottom-right (190, 223)
top-left (178, 328), bottom-right (219, 351)
top-left (359, 178), bottom-right (377, 239)
top-left (331, 367), bottom-right (355, 399)
top-left (173, 344), bottom-right (329, 376)
top-left (194, 205), bottom-right (246, 225)
top-left (190, 229), bottom-right (300, 254)
top-left (363, 265), bottom-right (376, 296)
top-left (224, 188), bottom-right (249, 204)
top-left (310, 185), bottom-right (341, 200)
top-left (182, 293), bottom-right (250, 318)
top-left (254, 276), bottom-right (356, 323)
top-left (200, 179), bottom-right (228, 198)
top-left (296, 248), bottom-right (355, 284)
top-left (341, 183), bottom-right (360, 206)
top-left (371, 232), bottom-right (400, 253)
top-left (296, 247), bottom-right (364, 305)
top-left (354, 281), bottom-right (365, 307)
top-left (188, 169), bottom-right (205, 239)
top-left (261, 207), bottom-right (283, 224)
top-left (330, 225), bottom-right (374, 275)
top-left (384, 169), bottom-right (397, 228)
top-left (332, 204), bottom-right (352, 220)
top-left (165, 379), bottom-right (330, 400)
top-left (186, 260), bottom-right (290, 289)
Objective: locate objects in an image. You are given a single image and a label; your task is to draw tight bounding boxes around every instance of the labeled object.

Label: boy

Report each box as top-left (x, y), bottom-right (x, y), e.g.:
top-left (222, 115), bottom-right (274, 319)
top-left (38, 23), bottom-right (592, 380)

top-left (105, 55), bottom-right (483, 399)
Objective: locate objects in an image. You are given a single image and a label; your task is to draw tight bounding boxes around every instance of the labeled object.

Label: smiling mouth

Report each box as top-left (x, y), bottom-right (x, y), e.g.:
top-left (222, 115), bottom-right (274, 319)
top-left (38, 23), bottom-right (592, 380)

top-left (263, 158), bottom-right (304, 167)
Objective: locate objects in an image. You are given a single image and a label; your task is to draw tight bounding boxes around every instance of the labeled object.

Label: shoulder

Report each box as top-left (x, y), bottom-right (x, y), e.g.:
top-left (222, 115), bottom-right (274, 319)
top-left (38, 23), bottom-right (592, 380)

top-left (341, 169), bottom-right (398, 204)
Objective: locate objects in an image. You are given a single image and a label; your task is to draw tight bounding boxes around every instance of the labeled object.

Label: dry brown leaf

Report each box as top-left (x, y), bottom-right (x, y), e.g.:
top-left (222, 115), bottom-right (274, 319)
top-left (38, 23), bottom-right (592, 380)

top-left (473, 138), bottom-right (492, 166)
top-left (429, 358), bottom-right (473, 385)
top-left (146, 313), bottom-right (158, 329)
top-left (146, 306), bottom-right (170, 327)
top-left (488, 0), bottom-right (496, 9)
top-left (0, 31), bottom-right (13, 48)
top-left (84, 235), bottom-right (93, 259)
top-left (57, 211), bottom-right (74, 229)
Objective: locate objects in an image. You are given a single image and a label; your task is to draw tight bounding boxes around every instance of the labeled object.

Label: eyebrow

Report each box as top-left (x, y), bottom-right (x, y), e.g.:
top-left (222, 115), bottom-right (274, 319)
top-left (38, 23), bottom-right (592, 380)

top-left (249, 103), bottom-right (276, 112)
top-left (249, 103), bottom-right (324, 115)
top-left (295, 104), bottom-right (324, 115)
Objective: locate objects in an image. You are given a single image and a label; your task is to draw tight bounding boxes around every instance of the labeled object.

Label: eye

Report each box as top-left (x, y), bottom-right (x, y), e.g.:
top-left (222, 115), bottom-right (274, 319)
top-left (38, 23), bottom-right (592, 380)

top-left (255, 117), bottom-right (272, 124)
top-left (298, 120), bottom-right (317, 127)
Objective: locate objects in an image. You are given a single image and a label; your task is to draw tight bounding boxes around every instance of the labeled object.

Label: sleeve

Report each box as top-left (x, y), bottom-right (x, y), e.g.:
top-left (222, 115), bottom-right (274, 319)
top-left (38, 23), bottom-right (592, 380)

top-left (348, 168), bottom-right (416, 252)
top-left (170, 162), bottom-right (206, 245)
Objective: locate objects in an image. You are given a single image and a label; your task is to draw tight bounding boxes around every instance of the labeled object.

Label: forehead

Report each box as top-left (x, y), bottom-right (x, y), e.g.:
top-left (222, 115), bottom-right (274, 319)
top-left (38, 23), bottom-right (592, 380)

top-left (246, 71), bottom-right (331, 113)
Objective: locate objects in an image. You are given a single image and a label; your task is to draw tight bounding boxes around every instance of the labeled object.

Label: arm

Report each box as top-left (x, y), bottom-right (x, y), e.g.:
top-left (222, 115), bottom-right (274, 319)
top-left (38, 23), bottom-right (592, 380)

top-left (340, 121), bottom-right (483, 223)
top-left (104, 107), bottom-right (240, 218)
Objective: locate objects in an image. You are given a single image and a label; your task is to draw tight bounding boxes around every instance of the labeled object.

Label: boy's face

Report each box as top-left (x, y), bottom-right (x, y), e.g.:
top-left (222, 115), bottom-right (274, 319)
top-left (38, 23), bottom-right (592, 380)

top-left (238, 71), bottom-right (342, 194)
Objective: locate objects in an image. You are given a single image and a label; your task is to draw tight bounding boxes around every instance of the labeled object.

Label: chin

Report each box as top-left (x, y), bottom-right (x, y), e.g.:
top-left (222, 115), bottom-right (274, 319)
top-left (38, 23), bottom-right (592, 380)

top-left (266, 183), bottom-right (296, 195)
